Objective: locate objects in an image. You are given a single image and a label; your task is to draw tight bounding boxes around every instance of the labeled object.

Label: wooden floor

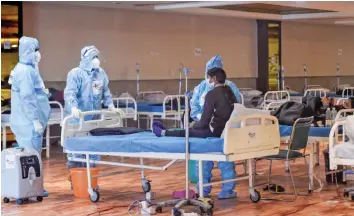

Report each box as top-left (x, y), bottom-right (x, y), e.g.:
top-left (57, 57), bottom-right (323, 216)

top-left (2, 143), bottom-right (354, 216)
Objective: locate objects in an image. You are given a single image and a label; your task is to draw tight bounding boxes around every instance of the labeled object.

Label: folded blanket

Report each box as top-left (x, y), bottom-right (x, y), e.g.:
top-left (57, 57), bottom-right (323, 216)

top-left (90, 127), bottom-right (150, 136)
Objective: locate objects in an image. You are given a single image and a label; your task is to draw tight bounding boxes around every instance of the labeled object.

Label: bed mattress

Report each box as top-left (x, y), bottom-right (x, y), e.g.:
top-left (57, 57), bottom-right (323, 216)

top-left (64, 131), bottom-right (224, 154)
top-left (279, 125), bottom-right (332, 137)
top-left (137, 102), bottom-right (184, 113)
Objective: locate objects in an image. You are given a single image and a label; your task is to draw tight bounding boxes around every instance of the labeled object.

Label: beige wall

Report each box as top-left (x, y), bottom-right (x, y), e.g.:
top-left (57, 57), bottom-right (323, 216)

top-left (23, 2), bottom-right (257, 82)
top-left (282, 22), bottom-right (354, 77)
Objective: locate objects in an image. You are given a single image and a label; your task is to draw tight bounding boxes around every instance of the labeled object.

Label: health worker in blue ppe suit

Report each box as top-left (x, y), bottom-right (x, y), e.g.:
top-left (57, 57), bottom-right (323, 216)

top-left (10, 36), bottom-right (51, 197)
top-left (64, 46), bottom-right (124, 170)
top-left (191, 55), bottom-right (240, 199)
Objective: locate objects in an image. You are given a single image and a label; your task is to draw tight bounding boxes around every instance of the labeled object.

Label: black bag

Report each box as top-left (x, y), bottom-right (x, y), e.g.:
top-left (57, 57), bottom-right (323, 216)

top-left (271, 97), bottom-right (321, 126)
top-left (271, 101), bottom-right (308, 126)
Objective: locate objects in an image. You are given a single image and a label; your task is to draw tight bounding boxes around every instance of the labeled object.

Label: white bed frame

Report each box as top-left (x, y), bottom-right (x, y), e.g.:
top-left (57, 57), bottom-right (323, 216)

top-left (110, 97), bottom-right (138, 127)
top-left (342, 87), bottom-right (354, 98)
top-left (261, 90), bottom-right (290, 109)
top-left (304, 88), bottom-right (327, 98)
top-left (264, 101), bottom-right (284, 111)
top-left (61, 111), bottom-right (281, 202)
top-left (1, 101), bottom-right (64, 158)
top-left (136, 91), bottom-right (186, 129)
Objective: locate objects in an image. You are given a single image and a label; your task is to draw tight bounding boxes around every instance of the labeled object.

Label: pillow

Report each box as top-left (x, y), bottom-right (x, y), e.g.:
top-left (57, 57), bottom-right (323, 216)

top-left (221, 103), bottom-right (270, 138)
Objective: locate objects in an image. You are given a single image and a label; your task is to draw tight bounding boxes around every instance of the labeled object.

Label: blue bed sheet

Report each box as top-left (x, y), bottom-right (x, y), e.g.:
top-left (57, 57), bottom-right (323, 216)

top-left (64, 131), bottom-right (224, 154)
top-left (137, 102), bottom-right (184, 113)
top-left (279, 125), bottom-right (331, 137)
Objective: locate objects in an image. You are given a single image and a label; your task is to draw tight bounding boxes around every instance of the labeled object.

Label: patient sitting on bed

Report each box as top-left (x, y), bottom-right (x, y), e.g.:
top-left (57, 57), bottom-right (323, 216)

top-left (153, 67), bottom-right (237, 138)
top-left (152, 67), bottom-right (239, 199)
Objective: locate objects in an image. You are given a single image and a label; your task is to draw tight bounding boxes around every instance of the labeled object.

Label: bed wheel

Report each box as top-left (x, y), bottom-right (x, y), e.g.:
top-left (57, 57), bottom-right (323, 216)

top-left (351, 194), bottom-right (354, 202)
top-left (344, 191), bottom-right (349, 198)
top-left (200, 207), bottom-right (213, 216)
top-left (37, 196), bottom-right (43, 202)
top-left (250, 190), bottom-right (261, 203)
top-left (3, 197), bottom-right (9, 203)
top-left (172, 208), bottom-right (182, 216)
top-left (89, 190), bottom-right (100, 203)
top-left (142, 180), bottom-right (151, 193)
top-left (16, 199), bottom-right (24, 205)
top-left (155, 206), bottom-right (162, 213)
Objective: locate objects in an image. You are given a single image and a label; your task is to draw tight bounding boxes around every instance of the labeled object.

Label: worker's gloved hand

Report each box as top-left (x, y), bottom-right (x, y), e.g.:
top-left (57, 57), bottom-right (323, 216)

top-left (71, 107), bottom-right (82, 118)
top-left (33, 120), bottom-right (44, 133)
top-left (196, 114), bottom-right (202, 121)
top-left (108, 104), bottom-right (125, 118)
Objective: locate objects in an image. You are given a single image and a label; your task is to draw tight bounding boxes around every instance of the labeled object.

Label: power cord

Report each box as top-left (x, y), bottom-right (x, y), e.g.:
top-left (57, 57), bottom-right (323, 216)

top-left (87, 204), bottom-right (130, 216)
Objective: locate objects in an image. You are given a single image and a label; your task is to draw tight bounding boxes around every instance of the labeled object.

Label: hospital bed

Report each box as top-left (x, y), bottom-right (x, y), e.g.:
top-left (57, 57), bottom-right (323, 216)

top-left (1, 101), bottom-right (64, 158)
top-left (61, 110), bottom-right (281, 203)
top-left (136, 91), bottom-right (185, 130)
top-left (329, 119), bottom-right (354, 170)
top-left (280, 109), bottom-right (354, 168)
top-left (291, 87), bottom-right (353, 104)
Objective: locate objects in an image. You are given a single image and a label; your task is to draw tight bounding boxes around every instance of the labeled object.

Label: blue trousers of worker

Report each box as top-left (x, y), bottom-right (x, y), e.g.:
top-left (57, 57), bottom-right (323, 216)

top-left (196, 161), bottom-right (236, 196)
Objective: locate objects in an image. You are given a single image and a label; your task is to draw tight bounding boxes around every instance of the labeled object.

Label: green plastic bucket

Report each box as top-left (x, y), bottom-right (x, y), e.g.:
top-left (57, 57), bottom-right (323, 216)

top-left (188, 160), bottom-right (198, 184)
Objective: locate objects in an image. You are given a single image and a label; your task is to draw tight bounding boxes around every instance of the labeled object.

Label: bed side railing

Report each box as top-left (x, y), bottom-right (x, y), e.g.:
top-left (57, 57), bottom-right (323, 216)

top-left (342, 87), bottom-right (354, 98)
top-left (336, 98), bottom-right (349, 106)
top-left (112, 97), bottom-right (138, 121)
top-left (61, 111), bottom-right (122, 148)
top-left (49, 101), bottom-right (64, 124)
top-left (162, 94), bottom-right (185, 119)
top-left (223, 114), bottom-right (280, 160)
top-left (261, 90), bottom-right (290, 109)
top-left (304, 88), bottom-right (327, 98)
top-left (264, 101), bottom-right (285, 111)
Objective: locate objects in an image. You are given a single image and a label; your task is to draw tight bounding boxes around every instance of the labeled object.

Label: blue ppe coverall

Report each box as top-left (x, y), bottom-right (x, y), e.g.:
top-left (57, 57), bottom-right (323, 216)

top-left (64, 46), bottom-right (114, 169)
top-left (191, 55), bottom-right (239, 199)
top-left (10, 36), bottom-right (51, 154)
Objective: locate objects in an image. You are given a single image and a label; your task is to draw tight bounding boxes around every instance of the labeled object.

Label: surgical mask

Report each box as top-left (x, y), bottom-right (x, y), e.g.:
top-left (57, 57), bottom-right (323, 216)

top-left (323, 103), bottom-right (329, 109)
top-left (206, 79), bottom-right (215, 89)
top-left (92, 58), bottom-right (100, 69)
top-left (35, 51), bottom-right (41, 63)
